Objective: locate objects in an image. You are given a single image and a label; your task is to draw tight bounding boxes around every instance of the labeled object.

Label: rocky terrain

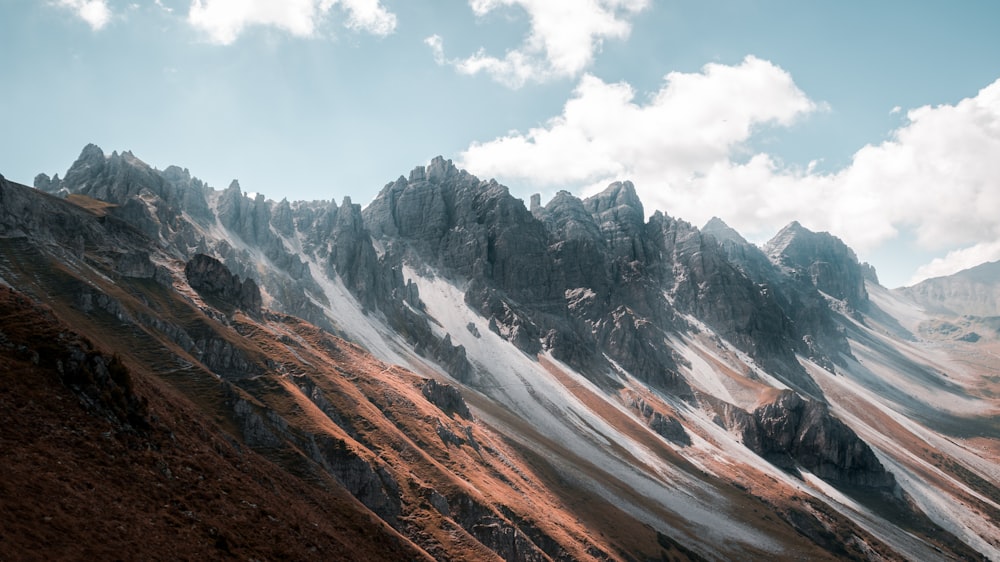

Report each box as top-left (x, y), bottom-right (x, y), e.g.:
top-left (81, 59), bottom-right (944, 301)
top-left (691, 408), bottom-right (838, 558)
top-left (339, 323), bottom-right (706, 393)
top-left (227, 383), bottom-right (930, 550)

top-left (1, 145), bottom-right (997, 560)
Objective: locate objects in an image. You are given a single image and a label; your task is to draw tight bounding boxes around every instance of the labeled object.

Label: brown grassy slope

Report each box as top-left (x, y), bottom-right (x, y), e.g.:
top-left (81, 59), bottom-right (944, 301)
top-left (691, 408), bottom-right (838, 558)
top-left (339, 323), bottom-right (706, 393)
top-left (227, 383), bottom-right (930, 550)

top-left (243, 312), bottom-right (624, 561)
top-left (0, 287), bottom-right (431, 561)
top-left (65, 193), bottom-right (116, 216)
top-left (0, 228), bottom-right (617, 560)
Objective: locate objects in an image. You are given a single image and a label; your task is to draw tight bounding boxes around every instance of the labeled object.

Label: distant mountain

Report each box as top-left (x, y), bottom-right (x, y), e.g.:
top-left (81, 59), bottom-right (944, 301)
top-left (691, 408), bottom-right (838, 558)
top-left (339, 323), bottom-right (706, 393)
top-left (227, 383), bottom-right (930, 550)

top-left (900, 260), bottom-right (1000, 316)
top-left (1, 145), bottom-right (997, 560)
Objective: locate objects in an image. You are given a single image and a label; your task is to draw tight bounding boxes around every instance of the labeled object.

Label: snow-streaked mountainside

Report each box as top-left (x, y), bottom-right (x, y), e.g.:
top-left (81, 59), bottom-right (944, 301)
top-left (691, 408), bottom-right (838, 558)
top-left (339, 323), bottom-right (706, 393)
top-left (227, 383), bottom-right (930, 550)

top-left (3, 145), bottom-right (999, 560)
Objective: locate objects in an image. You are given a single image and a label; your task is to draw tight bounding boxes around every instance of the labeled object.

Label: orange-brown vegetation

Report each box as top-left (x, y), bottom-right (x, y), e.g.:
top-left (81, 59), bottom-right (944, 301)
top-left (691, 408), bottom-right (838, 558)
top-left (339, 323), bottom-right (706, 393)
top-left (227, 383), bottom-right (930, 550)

top-left (0, 287), bottom-right (429, 561)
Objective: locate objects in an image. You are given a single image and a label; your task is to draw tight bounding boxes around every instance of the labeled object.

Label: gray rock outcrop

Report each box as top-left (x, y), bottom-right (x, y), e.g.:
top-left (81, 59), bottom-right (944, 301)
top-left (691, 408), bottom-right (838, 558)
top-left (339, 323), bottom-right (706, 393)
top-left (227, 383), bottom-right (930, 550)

top-left (742, 391), bottom-right (895, 489)
top-left (422, 378), bottom-right (472, 419)
top-left (705, 217), bottom-right (855, 372)
top-left (184, 253), bottom-right (262, 315)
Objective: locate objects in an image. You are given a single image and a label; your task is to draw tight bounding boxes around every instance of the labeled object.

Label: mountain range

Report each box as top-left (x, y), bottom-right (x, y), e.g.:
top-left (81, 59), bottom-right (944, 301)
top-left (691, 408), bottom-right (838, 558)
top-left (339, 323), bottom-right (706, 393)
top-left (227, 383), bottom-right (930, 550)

top-left (1, 145), bottom-right (998, 560)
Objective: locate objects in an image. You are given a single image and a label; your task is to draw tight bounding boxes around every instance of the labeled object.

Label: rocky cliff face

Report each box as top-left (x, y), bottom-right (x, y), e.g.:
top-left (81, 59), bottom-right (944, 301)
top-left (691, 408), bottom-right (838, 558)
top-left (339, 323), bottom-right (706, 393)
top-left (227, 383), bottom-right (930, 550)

top-left (649, 212), bottom-right (818, 394)
top-left (705, 217), bottom-right (856, 372)
top-left (765, 221), bottom-right (869, 309)
top-left (748, 391), bottom-right (897, 489)
top-left (703, 388), bottom-right (898, 492)
top-left (54, 149), bottom-right (476, 387)
top-left (185, 253), bottom-right (262, 315)
top-left (364, 162), bottom-right (828, 396)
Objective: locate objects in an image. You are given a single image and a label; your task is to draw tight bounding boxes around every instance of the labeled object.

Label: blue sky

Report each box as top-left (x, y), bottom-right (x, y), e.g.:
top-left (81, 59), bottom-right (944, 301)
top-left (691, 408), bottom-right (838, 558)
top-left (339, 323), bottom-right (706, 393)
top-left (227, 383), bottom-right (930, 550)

top-left (2, 1), bottom-right (1000, 288)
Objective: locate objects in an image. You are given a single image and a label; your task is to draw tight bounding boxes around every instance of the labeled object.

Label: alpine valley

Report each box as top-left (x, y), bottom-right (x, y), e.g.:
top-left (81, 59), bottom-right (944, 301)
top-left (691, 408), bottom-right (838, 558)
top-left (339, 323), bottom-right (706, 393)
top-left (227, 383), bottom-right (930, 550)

top-left (2, 145), bottom-right (999, 561)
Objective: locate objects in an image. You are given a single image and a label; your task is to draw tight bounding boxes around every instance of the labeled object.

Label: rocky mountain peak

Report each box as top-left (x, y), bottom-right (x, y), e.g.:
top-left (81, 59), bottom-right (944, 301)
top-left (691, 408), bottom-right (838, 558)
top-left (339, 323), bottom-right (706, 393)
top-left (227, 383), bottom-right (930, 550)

top-left (585, 180), bottom-right (643, 217)
top-left (59, 143), bottom-right (163, 205)
top-left (536, 190), bottom-right (603, 242)
top-left (860, 262), bottom-right (880, 284)
top-left (427, 155), bottom-right (457, 183)
top-left (702, 216), bottom-right (748, 246)
top-left (58, 144), bottom-right (107, 190)
top-left (33, 172), bottom-right (62, 193)
top-left (764, 220), bottom-right (806, 254)
top-left (117, 150), bottom-right (145, 168)
top-left (78, 142), bottom-right (106, 164)
top-left (407, 155), bottom-right (461, 184)
top-left (765, 221), bottom-right (868, 308)
top-left (583, 181), bottom-right (646, 262)
top-left (162, 165), bottom-right (191, 182)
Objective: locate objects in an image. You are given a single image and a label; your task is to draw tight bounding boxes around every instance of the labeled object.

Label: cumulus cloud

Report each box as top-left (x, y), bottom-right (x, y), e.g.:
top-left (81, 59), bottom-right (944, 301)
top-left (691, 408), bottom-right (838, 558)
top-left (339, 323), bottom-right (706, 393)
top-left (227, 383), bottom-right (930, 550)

top-left (187, 0), bottom-right (396, 45)
top-left (430, 0), bottom-right (649, 87)
top-left (56, 0), bottom-right (112, 30)
top-left (460, 55), bottom-right (818, 211)
top-left (339, 0), bottom-right (396, 35)
top-left (909, 241), bottom-right (1000, 285)
top-left (459, 58), bottom-right (1000, 282)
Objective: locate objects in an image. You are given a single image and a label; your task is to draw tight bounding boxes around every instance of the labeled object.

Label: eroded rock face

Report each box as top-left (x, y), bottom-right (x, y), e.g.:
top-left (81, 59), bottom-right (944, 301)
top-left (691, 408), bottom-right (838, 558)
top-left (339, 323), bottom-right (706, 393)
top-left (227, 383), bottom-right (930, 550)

top-left (650, 213), bottom-right (818, 393)
top-left (223, 383), bottom-right (403, 524)
top-left (583, 180), bottom-right (647, 263)
top-left (626, 394), bottom-right (691, 446)
top-left (366, 157), bottom-right (556, 304)
top-left (450, 493), bottom-right (554, 562)
top-left (196, 335), bottom-right (262, 379)
top-left (184, 254), bottom-right (262, 315)
top-left (765, 221), bottom-right (868, 309)
top-left (704, 217), bottom-right (855, 373)
top-left (422, 378), bottom-right (472, 419)
top-left (363, 163), bottom-right (839, 397)
top-left (32, 148), bottom-right (883, 406)
top-left (745, 391), bottom-right (896, 489)
top-left (703, 389), bottom-right (897, 491)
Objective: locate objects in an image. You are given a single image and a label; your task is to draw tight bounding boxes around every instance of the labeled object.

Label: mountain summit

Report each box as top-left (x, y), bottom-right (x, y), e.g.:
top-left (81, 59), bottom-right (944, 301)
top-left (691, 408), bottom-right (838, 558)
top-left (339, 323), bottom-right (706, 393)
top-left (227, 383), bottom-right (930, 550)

top-left (765, 221), bottom-right (869, 308)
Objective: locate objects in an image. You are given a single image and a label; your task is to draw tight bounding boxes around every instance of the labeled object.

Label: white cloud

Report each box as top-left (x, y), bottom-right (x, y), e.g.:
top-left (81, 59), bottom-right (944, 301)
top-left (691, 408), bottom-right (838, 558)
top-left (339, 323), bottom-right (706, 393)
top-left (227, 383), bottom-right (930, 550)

top-left (459, 59), bottom-right (1000, 281)
top-left (57, 0), bottom-right (112, 30)
top-left (339, 0), bottom-right (396, 35)
top-left (187, 0), bottom-right (396, 45)
top-left (425, 34), bottom-right (446, 65)
top-left (909, 241), bottom-right (1000, 285)
top-left (432, 0), bottom-right (649, 87)
top-left (460, 55), bottom-right (818, 209)
top-left (834, 84), bottom-right (1000, 251)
